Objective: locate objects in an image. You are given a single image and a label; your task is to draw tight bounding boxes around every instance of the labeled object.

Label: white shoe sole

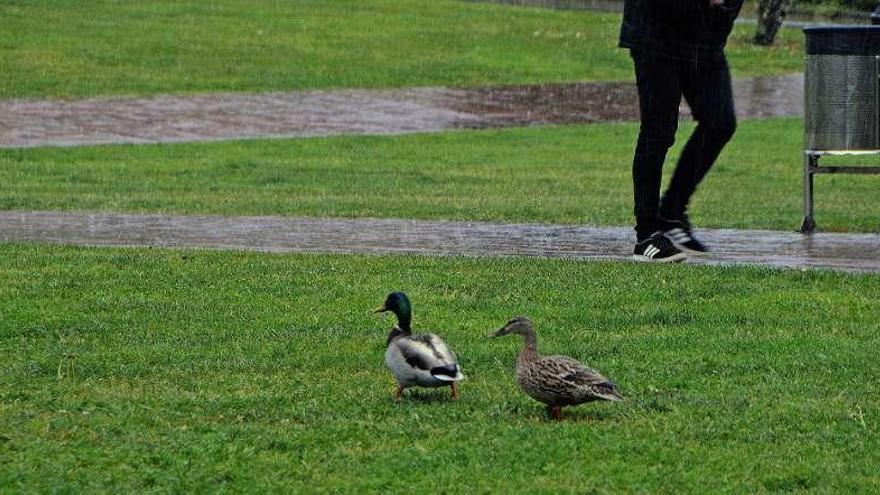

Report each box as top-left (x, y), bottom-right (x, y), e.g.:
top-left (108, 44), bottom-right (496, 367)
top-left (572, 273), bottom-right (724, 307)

top-left (671, 243), bottom-right (708, 256)
top-left (632, 252), bottom-right (688, 263)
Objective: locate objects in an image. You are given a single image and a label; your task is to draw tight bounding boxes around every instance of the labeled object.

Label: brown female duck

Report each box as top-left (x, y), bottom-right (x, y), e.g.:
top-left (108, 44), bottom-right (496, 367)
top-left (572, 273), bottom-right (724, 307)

top-left (492, 316), bottom-right (623, 419)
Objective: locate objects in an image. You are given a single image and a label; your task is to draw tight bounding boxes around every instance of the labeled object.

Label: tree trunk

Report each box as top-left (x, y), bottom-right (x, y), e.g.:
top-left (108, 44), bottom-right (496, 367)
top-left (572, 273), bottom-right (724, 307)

top-left (754, 0), bottom-right (791, 46)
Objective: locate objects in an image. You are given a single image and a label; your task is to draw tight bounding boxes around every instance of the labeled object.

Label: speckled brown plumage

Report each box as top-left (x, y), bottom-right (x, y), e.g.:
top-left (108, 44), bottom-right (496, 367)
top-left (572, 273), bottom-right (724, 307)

top-left (493, 316), bottom-right (623, 419)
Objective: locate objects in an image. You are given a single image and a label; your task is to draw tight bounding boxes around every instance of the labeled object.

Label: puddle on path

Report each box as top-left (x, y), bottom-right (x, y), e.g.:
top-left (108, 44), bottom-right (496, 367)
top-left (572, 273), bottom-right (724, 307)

top-left (1, 211), bottom-right (877, 273)
top-left (0, 75), bottom-right (804, 148)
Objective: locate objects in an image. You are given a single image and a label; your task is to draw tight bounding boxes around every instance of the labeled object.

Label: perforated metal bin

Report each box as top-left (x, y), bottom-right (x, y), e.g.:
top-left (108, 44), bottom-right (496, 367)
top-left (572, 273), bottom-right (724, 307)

top-left (801, 26), bottom-right (880, 233)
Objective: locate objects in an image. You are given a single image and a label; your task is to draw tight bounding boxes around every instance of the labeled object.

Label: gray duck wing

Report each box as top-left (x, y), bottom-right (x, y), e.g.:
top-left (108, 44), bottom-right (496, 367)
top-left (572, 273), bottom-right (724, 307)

top-left (411, 333), bottom-right (461, 380)
top-left (410, 333), bottom-right (458, 365)
top-left (394, 337), bottom-right (436, 372)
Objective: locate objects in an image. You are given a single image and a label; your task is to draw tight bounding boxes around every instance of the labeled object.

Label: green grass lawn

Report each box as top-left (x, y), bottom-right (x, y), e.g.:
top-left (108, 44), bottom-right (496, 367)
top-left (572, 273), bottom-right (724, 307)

top-left (2, 118), bottom-right (878, 233)
top-left (0, 0), bottom-right (804, 100)
top-left (1, 244), bottom-right (878, 491)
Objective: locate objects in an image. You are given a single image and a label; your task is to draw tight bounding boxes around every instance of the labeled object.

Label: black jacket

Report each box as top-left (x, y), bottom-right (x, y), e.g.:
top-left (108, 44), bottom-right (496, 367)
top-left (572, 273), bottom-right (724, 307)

top-left (619, 0), bottom-right (745, 60)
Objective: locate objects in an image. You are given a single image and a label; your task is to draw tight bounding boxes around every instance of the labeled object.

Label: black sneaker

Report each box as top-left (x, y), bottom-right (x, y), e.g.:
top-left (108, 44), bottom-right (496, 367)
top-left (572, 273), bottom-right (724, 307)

top-left (661, 218), bottom-right (708, 254)
top-left (632, 233), bottom-right (687, 263)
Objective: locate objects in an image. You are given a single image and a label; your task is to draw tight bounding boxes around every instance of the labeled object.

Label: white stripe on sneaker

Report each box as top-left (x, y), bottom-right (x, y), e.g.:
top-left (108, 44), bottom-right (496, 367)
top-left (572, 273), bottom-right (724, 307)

top-left (667, 228), bottom-right (691, 243)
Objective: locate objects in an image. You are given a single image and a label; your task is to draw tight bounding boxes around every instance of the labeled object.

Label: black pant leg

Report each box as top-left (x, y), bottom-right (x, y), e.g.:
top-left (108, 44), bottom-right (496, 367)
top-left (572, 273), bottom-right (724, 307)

top-left (659, 55), bottom-right (737, 220)
top-left (631, 50), bottom-right (684, 240)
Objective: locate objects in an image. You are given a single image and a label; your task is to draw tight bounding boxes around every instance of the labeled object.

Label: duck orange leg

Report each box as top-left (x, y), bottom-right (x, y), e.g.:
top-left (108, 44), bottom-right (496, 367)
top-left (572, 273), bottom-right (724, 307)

top-left (450, 382), bottom-right (459, 400)
top-left (394, 385), bottom-right (404, 401)
top-left (548, 404), bottom-right (562, 420)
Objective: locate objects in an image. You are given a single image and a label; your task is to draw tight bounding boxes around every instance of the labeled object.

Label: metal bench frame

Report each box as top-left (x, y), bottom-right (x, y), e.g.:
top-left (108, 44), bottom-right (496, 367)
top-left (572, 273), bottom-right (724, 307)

top-left (800, 149), bottom-right (880, 233)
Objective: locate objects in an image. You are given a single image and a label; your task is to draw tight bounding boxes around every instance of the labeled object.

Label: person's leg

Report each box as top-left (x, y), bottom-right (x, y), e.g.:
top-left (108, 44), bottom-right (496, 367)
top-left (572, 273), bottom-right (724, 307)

top-left (659, 55), bottom-right (737, 225)
top-left (630, 49), bottom-right (684, 242)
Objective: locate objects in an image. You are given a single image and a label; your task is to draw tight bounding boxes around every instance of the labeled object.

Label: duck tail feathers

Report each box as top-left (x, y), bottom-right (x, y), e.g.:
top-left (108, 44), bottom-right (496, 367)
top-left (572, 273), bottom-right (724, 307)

top-left (599, 390), bottom-right (624, 402)
top-left (594, 382), bottom-right (624, 402)
top-left (430, 365), bottom-right (465, 382)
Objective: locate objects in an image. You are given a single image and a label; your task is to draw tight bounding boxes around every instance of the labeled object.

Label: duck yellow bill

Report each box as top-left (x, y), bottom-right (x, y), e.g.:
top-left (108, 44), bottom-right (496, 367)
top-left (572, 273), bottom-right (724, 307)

top-left (372, 305), bottom-right (387, 313)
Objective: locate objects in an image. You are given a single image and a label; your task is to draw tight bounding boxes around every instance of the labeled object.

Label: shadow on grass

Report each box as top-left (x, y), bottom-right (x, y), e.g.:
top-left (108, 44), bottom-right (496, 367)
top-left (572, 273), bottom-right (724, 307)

top-left (491, 399), bottom-right (626, 423)
top-left (395, 387), bottom-right (458, 404)
top-left (554, 407), bottom-right (623, 423)
top-left (499, 391), bottom-right (693, 422)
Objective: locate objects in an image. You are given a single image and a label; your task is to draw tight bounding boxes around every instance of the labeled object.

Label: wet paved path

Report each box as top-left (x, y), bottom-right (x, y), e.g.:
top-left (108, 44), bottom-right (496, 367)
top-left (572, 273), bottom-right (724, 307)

top-left (0, 75), bottom-right (802, 149)
top-left (1, 211), bottom-right (877, 273)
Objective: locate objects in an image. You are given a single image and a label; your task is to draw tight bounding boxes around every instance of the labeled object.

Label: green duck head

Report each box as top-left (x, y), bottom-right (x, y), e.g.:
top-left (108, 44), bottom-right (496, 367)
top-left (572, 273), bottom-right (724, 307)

top-left (373, 291), bottom-right (412, 331)
top-left (491, 316), bottom-right (535, 338)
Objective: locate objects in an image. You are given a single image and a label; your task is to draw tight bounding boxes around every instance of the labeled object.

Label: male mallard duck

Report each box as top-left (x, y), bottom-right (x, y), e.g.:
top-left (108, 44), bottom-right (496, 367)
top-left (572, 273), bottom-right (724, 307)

top-left (491, 316), bottom-right (623, 420)
top-left (374, 292), bottom-right (464, 401)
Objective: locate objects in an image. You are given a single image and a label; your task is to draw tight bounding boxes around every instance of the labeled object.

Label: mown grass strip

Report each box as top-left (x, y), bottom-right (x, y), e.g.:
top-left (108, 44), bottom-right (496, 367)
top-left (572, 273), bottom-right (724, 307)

top-left (1, 244), bottom-right (878, 491)
top-left (0, 0), bottom-right (803, 99)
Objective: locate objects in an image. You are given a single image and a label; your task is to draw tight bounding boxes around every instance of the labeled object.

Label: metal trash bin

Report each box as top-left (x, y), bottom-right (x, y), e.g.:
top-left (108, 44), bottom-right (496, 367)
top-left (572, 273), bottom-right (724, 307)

top-left (801, 26), bottom-right (880, 233)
